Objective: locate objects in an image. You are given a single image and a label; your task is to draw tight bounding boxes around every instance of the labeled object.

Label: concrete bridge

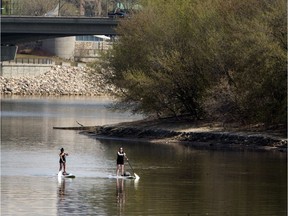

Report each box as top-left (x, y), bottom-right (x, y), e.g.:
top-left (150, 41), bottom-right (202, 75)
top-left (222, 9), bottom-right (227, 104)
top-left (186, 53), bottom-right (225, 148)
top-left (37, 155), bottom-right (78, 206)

top-left (1, 16), bottom-right (119, 60)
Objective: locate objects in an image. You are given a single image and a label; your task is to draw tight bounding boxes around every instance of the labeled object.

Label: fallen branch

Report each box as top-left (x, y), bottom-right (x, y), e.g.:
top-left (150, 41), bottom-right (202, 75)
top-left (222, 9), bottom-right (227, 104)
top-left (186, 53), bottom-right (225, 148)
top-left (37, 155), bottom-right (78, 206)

top-left (76, 121), bottom-right (84, 127)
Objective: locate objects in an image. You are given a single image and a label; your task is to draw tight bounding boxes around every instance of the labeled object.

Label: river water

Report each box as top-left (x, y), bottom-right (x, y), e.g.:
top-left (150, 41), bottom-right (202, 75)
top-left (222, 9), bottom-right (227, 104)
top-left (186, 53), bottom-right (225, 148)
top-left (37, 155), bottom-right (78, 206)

top-left (1, 96), bottom-right (286, 216)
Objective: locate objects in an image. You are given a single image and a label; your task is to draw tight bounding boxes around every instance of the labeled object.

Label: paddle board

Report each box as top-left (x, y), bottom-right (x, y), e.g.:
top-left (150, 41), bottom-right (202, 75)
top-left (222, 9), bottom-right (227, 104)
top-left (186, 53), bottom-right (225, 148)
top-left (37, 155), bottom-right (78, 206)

top-left (109, 175), bottom-right (136, 179)
top-left (120, 175), bottom-right (136, 179)
top-left (63, 173), bottom-right (76, 178)
top-left (57, 172), bottom-right (76, 178)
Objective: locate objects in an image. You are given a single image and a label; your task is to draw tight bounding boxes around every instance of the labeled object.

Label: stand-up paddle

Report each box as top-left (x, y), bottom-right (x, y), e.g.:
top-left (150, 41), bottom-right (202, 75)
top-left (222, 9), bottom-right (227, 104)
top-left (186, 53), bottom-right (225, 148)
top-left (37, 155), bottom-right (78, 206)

top-left (127, 160), bottom-right (140, 180)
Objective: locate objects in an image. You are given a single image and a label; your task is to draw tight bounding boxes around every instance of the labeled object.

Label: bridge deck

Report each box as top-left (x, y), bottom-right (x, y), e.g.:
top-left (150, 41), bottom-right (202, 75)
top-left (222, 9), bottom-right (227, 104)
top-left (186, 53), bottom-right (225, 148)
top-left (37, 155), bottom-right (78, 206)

top-left (1, 16), bottom-right (119, 44)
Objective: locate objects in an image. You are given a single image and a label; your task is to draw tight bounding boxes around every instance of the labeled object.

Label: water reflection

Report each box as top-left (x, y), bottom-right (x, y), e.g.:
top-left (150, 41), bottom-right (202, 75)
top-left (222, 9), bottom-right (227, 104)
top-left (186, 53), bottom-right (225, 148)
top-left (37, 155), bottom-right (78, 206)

top-left (57, 178), bottom-right (79, 216)
top-left (116, 178), bottom-right (125, 214)
top-left (58, 178), bottom-right (66, 199)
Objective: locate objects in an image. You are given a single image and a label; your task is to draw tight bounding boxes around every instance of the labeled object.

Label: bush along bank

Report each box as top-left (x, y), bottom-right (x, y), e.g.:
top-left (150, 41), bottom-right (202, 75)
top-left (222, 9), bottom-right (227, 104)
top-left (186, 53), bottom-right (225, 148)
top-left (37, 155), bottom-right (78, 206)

top-left (0, 66), bottom-right (116, 96)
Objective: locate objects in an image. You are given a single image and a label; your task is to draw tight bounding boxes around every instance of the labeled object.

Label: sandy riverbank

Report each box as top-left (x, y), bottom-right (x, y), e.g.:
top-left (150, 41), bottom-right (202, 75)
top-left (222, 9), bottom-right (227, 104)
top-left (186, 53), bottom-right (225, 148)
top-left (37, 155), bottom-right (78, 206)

top-left (73, 118), bottom-right (287, 152)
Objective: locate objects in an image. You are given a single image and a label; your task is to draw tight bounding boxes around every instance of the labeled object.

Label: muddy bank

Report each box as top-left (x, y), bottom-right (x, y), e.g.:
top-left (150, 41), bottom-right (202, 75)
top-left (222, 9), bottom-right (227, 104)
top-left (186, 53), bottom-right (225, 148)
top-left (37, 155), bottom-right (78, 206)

top-left (77, 119), bottom-right (287, 152)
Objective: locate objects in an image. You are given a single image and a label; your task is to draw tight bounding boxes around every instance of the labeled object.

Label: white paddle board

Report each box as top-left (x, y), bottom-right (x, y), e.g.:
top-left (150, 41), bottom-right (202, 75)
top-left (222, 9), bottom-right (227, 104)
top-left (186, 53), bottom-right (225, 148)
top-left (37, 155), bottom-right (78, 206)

top-left (57, 172), bottom-right (76, 178)
top-left (63, 173), bottom-right (76, 178)
top-left (109, 174), bottom-right (139, 180)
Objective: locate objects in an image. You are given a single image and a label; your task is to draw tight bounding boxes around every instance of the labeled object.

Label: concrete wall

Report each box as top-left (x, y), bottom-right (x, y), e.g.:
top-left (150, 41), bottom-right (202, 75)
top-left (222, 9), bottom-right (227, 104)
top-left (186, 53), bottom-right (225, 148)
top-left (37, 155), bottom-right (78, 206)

top-left (42, 37), bottom-right (76, 60)
top-left (0, 62), bottom-right (87, 78)
top-left (0, 63), bottom-right (52, 78)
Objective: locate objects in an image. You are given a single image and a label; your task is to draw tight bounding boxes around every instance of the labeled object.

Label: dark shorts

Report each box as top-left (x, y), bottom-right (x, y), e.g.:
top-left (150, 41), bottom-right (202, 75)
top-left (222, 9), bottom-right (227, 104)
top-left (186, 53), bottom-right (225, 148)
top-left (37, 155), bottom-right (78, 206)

top-left (59, 159), bottom-right (66, 164)
top-left (117, 158), bottom-right (124, 165)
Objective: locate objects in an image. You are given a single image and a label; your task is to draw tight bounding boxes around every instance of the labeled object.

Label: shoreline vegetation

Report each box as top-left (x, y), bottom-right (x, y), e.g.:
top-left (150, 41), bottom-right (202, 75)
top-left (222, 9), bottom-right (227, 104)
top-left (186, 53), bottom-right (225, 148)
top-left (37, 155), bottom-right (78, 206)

top-left (95, 0), bottom-right (286, 136)
top-left (1, 65), bottom-right (286, 152)
top-left (1, 63), bottom-right (286, 152)
top-left (54, 117), bottom-right (287, 152)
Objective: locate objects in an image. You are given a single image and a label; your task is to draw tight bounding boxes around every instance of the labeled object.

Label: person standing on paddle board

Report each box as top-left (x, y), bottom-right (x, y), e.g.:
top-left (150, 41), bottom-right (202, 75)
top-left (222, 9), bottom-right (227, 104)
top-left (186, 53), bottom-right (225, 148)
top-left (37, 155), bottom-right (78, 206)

top-left (59, 148), bottom-right (69, 175)
top-left (117, 147), bottom-right (128, 176)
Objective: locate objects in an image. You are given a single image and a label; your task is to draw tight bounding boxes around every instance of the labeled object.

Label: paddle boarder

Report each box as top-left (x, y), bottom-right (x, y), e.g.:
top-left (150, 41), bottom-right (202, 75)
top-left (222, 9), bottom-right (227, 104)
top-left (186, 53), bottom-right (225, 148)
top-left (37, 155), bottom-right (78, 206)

top-left (116, 147), bottom-right (128, 176)
top-left (59, 148), bottom-right (69, 175)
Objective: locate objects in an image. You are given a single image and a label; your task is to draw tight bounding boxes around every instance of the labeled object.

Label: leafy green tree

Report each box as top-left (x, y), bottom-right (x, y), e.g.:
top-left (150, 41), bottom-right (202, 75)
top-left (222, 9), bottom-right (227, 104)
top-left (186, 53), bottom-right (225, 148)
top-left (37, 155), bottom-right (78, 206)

top-left (12, 0), bottom-right (80, 16)
top-left (101, 0), bottom-right (220, 118)
top-left (207, 0), bottom-right (287, 125)
top-left (96, 0), bottom-right (287, 126)
top-left (12, 0), bottom-right (58, 15)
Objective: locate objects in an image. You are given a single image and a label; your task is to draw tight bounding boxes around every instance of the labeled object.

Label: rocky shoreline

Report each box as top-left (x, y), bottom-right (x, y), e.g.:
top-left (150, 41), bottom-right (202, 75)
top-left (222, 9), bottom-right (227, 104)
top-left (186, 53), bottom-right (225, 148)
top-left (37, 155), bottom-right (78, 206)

top-left (0, 66), bottom-right (115, 96)
top-left (74, 119), bottom-right (287, 152)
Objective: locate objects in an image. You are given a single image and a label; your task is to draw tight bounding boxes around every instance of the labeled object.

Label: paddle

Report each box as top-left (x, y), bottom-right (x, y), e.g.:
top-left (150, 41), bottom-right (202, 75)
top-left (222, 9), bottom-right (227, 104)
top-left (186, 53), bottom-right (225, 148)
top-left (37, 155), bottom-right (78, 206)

top-left (127, 159), bottom-right (140, 180)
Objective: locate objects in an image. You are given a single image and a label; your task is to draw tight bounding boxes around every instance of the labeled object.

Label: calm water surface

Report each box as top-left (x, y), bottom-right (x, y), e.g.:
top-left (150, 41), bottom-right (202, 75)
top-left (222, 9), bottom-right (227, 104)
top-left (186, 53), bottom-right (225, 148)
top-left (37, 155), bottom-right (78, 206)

top-left (1, 95), bottom-right (287, 216)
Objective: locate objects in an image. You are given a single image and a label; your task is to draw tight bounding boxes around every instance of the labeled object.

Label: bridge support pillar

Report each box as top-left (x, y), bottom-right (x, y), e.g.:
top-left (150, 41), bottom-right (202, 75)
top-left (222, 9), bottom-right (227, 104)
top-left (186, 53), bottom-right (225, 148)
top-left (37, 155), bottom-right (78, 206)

top-left (1, 45), bottom-right (18, 61)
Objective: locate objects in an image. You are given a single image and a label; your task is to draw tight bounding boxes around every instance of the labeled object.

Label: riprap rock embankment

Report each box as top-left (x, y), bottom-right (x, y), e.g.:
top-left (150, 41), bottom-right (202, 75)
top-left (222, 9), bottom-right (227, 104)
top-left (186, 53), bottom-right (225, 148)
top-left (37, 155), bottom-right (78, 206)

top-left (0, 66), bottom-right (115, 96)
